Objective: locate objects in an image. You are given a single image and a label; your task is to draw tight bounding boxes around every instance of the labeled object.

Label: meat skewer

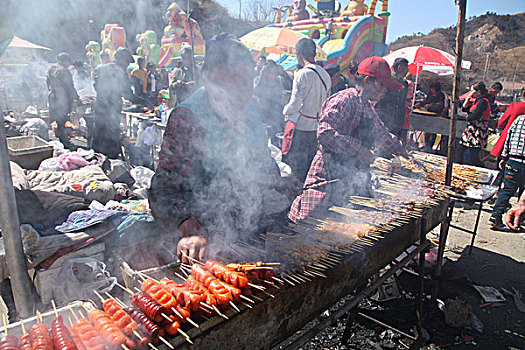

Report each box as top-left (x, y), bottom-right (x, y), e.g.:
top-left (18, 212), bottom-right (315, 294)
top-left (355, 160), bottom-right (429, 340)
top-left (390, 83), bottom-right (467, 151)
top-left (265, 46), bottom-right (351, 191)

top-left (1, 314), bottom-right (18, 350)
top-left (65, 318), bottom-right (86, 350)
top-left (205, 260), bottom-right (250, 288)
top-left (51, 316), bottom-right (78, 350)
top-left (158, 278), bottom-right (205, 312)
top-left (18, 321), bottom-right (31, 350)
top-left (29, 312), bottom-right (53, 350)
top-left (87, 309), bottom-right (135, 349)
top-left (138, 277), bottom-right (200, 329)
top-left (93, 290), bottom-right (144, 342)
top-left (0, 335), bottom-right (19, 350)
top-left (110, 286), bottom-right (192, 346)
top-left (51, 300), bottom-right (78, 350)
top-left (177, 273), bottom-right (228, 320)
top-left (188, 264), bottom-right (244, 313)
top-left (71, 316), bottom-right (106, 350)
top-left (122, 288), bottom-right (165, 324)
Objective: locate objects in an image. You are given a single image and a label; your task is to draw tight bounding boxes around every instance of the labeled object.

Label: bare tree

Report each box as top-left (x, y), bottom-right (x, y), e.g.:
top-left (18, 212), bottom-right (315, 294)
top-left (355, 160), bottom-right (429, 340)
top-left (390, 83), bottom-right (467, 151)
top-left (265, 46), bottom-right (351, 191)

top-left (242, 0), bottom-right (288, 22)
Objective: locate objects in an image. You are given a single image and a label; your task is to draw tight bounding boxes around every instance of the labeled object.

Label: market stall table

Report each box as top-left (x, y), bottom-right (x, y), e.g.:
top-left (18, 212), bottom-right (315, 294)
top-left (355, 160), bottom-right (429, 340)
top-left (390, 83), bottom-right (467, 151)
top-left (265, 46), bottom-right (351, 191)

top-left (412, 150), bottom-right (499, 254)
top-left (449, 182), bottom-right (498, 254)
top-left (122, 110), bottom-right (166, 168)
top-left (407, 109), bottom-right (467, 138)
top-left (123, 111), bottom-right (165, 138)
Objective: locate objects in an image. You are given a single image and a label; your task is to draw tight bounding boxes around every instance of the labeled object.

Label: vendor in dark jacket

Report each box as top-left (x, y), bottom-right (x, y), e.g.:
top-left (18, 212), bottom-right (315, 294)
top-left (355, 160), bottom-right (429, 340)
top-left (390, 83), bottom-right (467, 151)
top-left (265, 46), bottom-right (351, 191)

top-left (93, 48), bottom-right (138, 158)
top-left (148, 37), bottom-right (297, 264)
top-left (487, 82), bottom-right (503, 118)
top-left (417, 81), bottom-right (445, 114)
top-left (459, 82), bottom-right (491, 166)
top-left (324, 63), bottom-right (351, 96)
top-left (374, 57), bottom-right (409, 141)
top-left (416, 81), bottom-right (445, 152)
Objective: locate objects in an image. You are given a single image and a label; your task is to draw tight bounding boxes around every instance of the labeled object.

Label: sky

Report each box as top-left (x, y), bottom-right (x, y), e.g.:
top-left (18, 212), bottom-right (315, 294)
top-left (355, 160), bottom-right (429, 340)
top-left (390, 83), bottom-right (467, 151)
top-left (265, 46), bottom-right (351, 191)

top-left (214, 0), bottom-right (524, 43)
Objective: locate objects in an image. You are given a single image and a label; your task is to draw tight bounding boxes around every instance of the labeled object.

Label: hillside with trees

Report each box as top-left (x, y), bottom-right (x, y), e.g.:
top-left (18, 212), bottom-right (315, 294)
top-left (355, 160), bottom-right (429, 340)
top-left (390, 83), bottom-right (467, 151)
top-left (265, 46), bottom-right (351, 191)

top-left (388, 12), bottom-right (525, 93)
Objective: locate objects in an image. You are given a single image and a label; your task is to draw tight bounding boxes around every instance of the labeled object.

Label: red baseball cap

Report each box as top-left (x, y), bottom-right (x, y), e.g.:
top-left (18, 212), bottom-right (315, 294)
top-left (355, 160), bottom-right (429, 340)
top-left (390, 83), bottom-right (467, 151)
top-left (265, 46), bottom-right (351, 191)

top-left (357, 56), bottom-right (404, 91)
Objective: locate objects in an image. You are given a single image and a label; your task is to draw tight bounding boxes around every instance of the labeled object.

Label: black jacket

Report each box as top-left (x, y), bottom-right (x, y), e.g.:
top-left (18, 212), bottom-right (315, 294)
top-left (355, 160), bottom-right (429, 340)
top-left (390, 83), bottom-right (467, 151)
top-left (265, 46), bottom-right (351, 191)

top-left (374, 74), bottom-right (408, 133)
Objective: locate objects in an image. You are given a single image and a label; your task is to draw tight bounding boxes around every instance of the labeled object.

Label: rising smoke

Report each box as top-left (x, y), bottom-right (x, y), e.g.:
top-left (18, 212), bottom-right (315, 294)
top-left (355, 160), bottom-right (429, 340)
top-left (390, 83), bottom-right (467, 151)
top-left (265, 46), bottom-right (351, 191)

top-left (3, 0), bottom-right (260, 60)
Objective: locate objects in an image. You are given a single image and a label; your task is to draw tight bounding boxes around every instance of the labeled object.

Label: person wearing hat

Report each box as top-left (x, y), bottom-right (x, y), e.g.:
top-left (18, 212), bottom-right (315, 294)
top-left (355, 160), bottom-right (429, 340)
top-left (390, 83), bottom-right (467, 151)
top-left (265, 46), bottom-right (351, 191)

top-left (92, 47), bottom-right (138, 158)
top-left (282, 38), bottom-right (331, 182)
top-left (288, 56), bottom-right (410, 223)
top-left (374, 57), bottom-right (409, 141)
top-left (46, 52), bottom-right (79, 148)
top-left (169, 46), bottom-right (200, 105)
top-left (324, 63), bottom-right (351, 96)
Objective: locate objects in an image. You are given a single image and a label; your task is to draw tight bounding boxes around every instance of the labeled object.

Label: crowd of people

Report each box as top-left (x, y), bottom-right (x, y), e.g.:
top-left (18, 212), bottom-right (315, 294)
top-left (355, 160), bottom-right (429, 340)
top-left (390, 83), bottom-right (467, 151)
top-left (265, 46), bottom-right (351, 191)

top-left (40, 34), bottom-right (524, 263)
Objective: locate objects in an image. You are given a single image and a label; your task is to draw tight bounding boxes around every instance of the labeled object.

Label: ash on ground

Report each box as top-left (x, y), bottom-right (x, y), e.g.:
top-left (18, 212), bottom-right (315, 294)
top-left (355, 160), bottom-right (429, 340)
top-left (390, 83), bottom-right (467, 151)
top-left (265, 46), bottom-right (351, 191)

top-left (274, 250), bottom-right (525, 350)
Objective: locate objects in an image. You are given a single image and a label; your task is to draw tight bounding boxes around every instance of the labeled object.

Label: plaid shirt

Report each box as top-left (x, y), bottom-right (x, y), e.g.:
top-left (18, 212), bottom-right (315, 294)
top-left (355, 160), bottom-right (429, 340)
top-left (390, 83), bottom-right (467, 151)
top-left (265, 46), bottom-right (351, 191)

top-left (502, 115), bottom-right (525, 159)
top-left (288, 88), bottom-right (404, 223)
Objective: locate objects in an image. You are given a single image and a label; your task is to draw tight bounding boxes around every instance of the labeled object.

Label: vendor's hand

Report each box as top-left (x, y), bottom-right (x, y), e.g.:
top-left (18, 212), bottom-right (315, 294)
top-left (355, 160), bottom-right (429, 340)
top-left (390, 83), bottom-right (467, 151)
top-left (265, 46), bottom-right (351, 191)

top-left (400, 149), bottom-right (413, 159)
top-left (178, 217), bottom-right (205, 237)
top-left (505, 201), bottom-right (525, 231)
top-left (177, 235), bottom-right (208, 264)
top-left (357, 147), bottom-right (374, 165)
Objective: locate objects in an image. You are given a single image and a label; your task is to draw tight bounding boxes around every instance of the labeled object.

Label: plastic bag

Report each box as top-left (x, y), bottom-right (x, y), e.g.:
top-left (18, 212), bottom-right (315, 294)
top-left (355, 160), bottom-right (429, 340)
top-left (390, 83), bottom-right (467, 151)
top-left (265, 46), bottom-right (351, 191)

top-left (38, 157), bottom-right (61, 171)
top-left (52, 257), bottom-right (116, 304)
top-left (130, 166), bottom-right (154, 190)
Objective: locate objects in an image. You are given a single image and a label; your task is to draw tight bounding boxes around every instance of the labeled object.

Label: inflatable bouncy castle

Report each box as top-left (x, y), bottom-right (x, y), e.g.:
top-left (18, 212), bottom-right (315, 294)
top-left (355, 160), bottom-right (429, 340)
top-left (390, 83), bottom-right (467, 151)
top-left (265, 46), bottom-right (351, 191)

top-left (268, 0), bottom-right (390, 74)
top-left (158, 2), bottom-right (205, 68)
top-left (136, 30), bottom-right (161, 66)
top-left (85, 41), bottom-right (101, 67)
top-left (100, 24), bottom-right (126, 59)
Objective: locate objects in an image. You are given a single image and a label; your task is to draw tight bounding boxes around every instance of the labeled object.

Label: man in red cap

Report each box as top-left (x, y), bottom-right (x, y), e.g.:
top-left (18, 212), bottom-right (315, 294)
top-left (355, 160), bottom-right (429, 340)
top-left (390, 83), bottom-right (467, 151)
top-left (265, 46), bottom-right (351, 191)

top-left (288, 56), bottom-right (410, 223)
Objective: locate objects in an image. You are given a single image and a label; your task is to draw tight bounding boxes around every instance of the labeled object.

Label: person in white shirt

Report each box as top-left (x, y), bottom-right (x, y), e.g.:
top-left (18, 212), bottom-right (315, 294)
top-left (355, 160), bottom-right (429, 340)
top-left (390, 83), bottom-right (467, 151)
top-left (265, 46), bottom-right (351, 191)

top-left (282, 38), bottom-right (331, 181)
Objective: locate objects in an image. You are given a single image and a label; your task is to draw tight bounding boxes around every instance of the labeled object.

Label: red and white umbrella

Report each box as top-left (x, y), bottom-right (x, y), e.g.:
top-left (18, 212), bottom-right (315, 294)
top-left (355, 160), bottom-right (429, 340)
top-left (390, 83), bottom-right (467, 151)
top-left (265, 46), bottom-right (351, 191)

top-left (383, 45), bottom-right (471, 76)
top-left (383, 45), bottom-right (471, 111)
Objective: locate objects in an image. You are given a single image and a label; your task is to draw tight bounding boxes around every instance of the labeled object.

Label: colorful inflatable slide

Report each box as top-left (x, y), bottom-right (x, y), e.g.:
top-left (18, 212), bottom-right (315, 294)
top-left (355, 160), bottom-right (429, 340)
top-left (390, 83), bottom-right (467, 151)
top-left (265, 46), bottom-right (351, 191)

top-left (267, 0), bottom-right (390, 74)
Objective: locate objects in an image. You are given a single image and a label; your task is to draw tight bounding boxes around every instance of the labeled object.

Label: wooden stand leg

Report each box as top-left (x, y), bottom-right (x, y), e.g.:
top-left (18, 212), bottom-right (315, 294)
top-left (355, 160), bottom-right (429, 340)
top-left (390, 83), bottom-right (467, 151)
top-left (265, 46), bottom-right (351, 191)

top-left (341, 307), bottom-right (358, 344)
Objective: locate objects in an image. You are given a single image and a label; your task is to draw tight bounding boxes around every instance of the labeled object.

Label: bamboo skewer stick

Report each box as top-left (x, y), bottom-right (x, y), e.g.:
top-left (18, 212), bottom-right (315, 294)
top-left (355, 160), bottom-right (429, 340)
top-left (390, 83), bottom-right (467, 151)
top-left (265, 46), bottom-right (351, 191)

top-left (251, 294), bottom-right (264, 302)
top-left (161, 313), bottom-right (173, 322)
top-left (178, 311), bottom-right (200, 329)
top-left (177, 329), bottom-right (193, 344)
top-left (51, 299), bottom-right (59, 317)
top-left (200, 302), bottom-right (213, 310)
top-left (69, 306), bottom-right (79, 321)
top-left (229, 301), bottom-right (240, 313)
top-left (180, 252), bottom-right (204, 266)
top-left (2, 313), bottom-right (8, 336)
top-left (247, 283), bottom-right (265, 290)
top-left (240, 301), bottom-right (252, 309)
top-left (116, 282), bottom-right (134, 295)
top-left (239, 295), bottom-right (255, 304)
top-left (212, 305), bottom-right (228, 320)
top-left (159, 336), bottom-right (175, 349)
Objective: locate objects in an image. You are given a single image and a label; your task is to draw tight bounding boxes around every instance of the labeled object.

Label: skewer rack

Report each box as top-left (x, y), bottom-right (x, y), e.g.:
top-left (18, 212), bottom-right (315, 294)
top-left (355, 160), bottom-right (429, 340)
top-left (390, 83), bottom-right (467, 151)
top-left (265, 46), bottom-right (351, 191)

top-left (162, 197), bottom-right (450, 349)
top-left (5, 301), bottom-right (86, 336)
